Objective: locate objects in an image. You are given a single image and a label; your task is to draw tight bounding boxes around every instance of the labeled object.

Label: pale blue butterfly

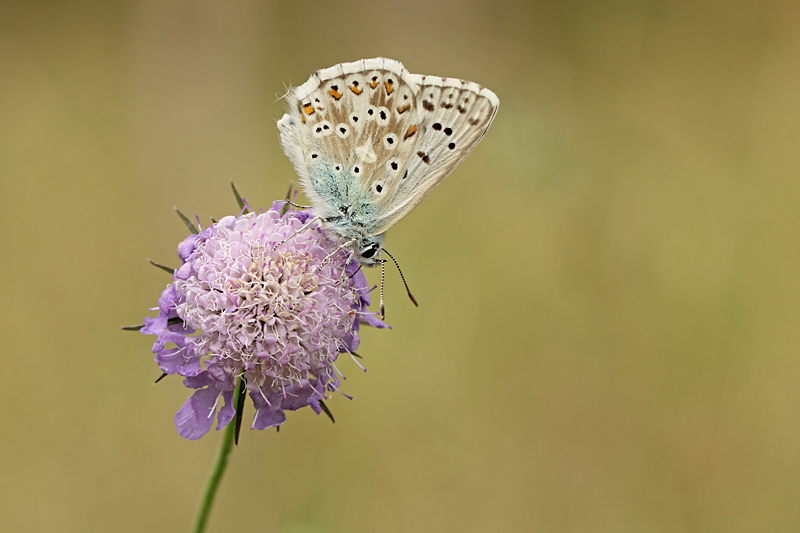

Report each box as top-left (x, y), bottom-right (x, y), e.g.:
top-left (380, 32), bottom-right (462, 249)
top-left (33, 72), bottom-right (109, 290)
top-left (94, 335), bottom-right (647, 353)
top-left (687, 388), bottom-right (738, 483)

top-left (277, 58), bottom-right (499, 313)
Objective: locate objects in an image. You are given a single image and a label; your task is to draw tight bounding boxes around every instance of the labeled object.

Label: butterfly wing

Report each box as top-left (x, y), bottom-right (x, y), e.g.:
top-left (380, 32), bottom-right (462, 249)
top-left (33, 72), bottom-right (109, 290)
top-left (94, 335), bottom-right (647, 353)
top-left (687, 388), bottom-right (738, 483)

top-left (368, 74), bottom-right (499, 235)
top-left (277, 58), bottom-right (498, 236)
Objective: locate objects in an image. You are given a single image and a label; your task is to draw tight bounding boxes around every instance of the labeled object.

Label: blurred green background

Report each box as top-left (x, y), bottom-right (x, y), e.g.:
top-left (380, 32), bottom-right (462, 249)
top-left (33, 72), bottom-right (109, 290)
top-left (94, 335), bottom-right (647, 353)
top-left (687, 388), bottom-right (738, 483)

top-left (2, 1), bottom-right (800, 531)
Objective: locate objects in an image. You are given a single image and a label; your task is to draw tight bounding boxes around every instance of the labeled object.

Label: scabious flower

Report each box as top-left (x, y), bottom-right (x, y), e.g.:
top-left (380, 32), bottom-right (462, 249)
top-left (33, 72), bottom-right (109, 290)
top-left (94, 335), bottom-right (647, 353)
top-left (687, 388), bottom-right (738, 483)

top-left (141, 201), bottom-right (386, 440)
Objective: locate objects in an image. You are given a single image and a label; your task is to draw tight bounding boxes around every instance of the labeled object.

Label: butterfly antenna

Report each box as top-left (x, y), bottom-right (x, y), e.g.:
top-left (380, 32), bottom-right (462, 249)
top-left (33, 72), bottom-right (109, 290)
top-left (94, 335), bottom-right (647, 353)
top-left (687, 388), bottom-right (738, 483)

top-left (382, 248), bottom-right (419, 307)
top-left (379, 252), bottom-right (386, 320)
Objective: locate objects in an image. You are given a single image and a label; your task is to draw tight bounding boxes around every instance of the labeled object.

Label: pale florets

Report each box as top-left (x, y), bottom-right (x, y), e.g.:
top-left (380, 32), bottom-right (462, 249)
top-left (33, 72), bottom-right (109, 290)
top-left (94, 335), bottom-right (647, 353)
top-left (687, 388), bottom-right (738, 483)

top-left (141, 201), bottom-right (386, 439)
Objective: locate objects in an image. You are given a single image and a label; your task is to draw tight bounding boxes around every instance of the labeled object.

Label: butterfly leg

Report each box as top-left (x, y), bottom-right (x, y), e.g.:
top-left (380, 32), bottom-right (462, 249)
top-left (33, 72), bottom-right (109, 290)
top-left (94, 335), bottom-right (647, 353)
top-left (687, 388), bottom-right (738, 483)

top-left (322, 239), bottom-right (356, 265)
top-left (271, 216), bottom-right (322, 252)
top-left (333, 249), bottom-right (360, 284)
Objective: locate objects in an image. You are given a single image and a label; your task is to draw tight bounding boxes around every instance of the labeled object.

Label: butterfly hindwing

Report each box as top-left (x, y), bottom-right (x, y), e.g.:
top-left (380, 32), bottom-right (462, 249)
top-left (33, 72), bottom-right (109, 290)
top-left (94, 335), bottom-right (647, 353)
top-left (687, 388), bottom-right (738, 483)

top-left (279, 59), bottom-right (419, 225)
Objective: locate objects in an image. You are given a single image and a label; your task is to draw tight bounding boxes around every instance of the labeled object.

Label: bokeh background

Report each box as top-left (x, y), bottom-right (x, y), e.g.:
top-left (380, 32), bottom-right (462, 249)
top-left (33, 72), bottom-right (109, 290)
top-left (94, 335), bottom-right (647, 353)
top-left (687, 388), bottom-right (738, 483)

top-left (2, 1), bottom-right (800, 531)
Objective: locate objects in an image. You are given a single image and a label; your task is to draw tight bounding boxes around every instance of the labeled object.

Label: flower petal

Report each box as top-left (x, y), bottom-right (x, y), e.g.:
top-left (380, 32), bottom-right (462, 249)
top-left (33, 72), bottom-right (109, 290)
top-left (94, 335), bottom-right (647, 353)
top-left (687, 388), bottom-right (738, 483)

top-left (216, 389), bottom-right (235, 430)
top-left (175, 385), bottom-right (219, 440)
top-left (251, 407), bottom-right (286, 430)
top-left (183, 372), bottom-right (213, 389)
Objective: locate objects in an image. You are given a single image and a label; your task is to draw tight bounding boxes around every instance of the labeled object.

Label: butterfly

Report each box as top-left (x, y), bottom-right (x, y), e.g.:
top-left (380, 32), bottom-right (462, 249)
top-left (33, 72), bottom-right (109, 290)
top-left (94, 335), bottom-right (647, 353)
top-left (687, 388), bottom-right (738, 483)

top-left (278, 58), bottom-right (498, 263)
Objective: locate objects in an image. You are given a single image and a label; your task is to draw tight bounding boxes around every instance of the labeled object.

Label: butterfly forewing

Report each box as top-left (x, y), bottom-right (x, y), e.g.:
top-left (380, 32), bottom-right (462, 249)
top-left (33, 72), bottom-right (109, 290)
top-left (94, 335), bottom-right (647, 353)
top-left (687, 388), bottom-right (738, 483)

top-left (277, 58), bottom-right (498, 243)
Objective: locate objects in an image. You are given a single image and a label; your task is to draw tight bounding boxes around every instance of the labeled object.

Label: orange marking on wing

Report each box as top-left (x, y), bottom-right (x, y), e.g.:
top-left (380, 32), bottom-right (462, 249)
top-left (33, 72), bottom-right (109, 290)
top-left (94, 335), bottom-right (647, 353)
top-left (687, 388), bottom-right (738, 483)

top-left (328, 88), bottom-right (343, 100)
top-left (396, 104), bottom-right (411, 114)
top-left (384, 81), bottom-right (394, 95)
top-left (303, 104), bottom-right (315, 115)
top-left (350, 84), bottom-right (362, 95)
top-left (403, 124), bottom-right (418, 140)
top-left (370, 79), bottom-right (378, 89)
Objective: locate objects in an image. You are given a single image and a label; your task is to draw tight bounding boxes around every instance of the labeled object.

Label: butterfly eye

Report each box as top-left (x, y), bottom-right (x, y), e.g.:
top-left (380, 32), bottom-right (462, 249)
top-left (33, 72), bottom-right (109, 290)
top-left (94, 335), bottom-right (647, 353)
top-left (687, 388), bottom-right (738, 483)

top-left (383, 133), bottom-right (398, 150)
top-left (376, 107), bottom-right (390, 126)
top-left (360, 242), bottom-right (380, 259)
top-left (336, 123), bottom-right (350, 139)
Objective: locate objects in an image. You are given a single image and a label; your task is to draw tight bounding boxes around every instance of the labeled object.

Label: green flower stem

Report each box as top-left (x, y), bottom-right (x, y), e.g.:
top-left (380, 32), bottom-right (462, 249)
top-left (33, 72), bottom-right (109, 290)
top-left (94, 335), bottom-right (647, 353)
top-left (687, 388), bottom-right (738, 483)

top-left (191, 377), bottom-right (243, 533)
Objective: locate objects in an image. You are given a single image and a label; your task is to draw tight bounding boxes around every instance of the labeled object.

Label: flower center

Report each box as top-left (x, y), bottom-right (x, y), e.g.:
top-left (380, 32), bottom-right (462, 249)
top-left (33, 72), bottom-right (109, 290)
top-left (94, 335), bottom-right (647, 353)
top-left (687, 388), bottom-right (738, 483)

top-left (175, 219), bottom-right (359, 391)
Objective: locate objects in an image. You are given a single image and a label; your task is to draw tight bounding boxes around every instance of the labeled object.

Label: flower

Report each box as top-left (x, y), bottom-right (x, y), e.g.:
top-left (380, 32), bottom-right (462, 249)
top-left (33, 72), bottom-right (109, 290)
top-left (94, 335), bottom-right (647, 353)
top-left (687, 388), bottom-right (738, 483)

top-left (141, 201), bottom-right (386, 440)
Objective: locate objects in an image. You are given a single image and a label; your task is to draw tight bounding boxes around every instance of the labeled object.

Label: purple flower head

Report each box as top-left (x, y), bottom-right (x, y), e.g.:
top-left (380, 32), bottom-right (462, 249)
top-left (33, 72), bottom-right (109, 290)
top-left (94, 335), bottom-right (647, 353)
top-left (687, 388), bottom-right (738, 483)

top-left (142, 201), bottom-right (387, 439)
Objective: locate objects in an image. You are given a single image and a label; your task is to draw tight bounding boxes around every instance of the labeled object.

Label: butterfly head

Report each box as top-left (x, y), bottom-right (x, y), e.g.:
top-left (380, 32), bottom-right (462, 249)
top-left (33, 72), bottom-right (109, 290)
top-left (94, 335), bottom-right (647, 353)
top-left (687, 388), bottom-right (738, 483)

top-left (318, 214), bottom-right (385, 266)
top-left (358, 240), bottom-right (382, 265)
